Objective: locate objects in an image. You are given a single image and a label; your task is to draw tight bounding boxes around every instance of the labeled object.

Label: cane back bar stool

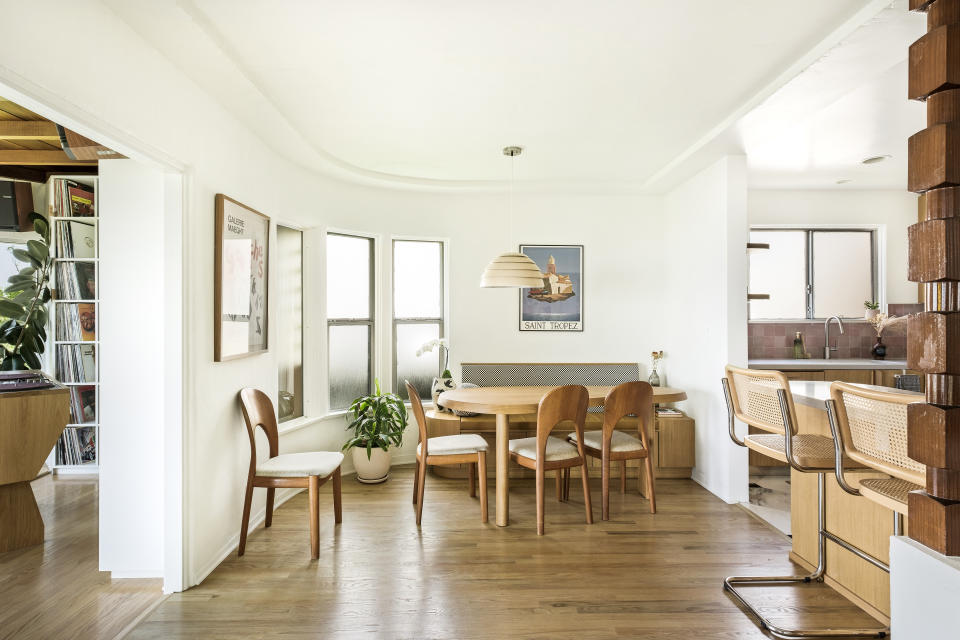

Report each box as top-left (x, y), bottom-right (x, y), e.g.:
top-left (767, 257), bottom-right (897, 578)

top-left (826, 381), bottom-right (924, 544)
top-left (721, 366), bottom-right (887, 639)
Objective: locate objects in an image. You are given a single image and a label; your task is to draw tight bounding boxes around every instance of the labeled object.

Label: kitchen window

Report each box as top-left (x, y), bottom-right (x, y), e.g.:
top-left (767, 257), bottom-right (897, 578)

top-left (749, 228), bottom-right (877, 320)
top-left (326, 232), bottom-right (374, 411)
top-left (392, 239), bottom-right (445, 401)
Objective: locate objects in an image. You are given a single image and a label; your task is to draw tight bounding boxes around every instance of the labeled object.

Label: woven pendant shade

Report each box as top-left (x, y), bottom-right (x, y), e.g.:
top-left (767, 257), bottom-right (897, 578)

top-left (480, 251), bottom-right (544, 288)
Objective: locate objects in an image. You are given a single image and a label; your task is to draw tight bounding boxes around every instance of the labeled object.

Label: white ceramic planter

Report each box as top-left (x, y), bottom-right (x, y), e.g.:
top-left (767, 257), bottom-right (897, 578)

top-left (865, 309), bottom-right (879, 320)
top-left (352, 446), bottom-right (391, 484)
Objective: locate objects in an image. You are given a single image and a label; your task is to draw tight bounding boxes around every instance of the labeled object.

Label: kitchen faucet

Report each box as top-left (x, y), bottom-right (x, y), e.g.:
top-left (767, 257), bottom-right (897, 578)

top-left (824, 316), bottom-right (844, 359)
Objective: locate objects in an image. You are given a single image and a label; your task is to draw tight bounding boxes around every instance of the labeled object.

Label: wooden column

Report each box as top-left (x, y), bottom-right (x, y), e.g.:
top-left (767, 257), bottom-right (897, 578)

top-left (907, 0), bottom-right (960, 556)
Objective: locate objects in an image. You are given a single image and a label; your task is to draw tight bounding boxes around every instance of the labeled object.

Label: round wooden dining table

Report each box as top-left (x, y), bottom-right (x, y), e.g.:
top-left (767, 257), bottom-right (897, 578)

top-left (437, 385), bottom-right (687, 526)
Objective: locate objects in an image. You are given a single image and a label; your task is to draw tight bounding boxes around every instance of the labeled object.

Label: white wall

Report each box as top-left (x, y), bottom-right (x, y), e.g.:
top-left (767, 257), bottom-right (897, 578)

top-left (891, 536), bottom-right (960, 637)
top-left (748, 189), bottom-right (917, 306)
top-left (98, 159), bottom-right (166, 577)
top-left (0, 0), bottom-right (742, 587)
top-left (662, 157), bottom-right (749, 504)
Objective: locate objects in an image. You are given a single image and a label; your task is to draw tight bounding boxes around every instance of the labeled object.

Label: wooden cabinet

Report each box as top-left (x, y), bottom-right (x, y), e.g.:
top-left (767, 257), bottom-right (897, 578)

top-left (653, 415), bottom-right (695, 473)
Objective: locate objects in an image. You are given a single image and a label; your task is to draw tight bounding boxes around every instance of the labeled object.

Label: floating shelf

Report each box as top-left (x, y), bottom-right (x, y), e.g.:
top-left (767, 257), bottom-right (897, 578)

top-left (747, 293), bottom-right (771, 301)
top-left (747, 242), bottom-right (770, 253)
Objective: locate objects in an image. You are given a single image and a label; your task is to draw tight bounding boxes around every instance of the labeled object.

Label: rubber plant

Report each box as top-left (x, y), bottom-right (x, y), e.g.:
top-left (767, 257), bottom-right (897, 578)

top-left (0, 212), bottom-right (53, 371)
top-left (342, 379), bottom-right (408, 459)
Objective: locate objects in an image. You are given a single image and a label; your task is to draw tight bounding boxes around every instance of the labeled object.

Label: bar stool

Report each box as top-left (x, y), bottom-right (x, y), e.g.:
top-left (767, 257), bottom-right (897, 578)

top-left (721, 365), bottom-right (887, 639)
top-left (825, 381), bottom-right (924, 550)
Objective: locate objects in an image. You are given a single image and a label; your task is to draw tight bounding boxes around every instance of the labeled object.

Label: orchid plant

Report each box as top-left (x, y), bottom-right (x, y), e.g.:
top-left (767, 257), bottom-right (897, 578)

top-left (416, 338), bottom-right (451, 378)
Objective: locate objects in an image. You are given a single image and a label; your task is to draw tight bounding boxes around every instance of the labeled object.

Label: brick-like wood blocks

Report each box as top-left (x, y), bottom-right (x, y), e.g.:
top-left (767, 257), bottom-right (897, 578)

top-left (909, 0), bottom-right (960, 557)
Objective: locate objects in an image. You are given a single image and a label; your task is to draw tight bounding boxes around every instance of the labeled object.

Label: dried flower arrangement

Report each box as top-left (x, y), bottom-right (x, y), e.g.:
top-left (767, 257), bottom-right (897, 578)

top-left (867, 313), bottom-right (908, 337)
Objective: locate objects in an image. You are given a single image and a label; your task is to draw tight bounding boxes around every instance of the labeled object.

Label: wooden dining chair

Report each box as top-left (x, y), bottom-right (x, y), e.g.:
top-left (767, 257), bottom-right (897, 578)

top-left (407, 381), bottom-right (488, 525)
top-left (508, 384), bottom-right (593, 535)
top-left (566, 381), bottom-right (656, 519)
top-left (238, 388), bottom-right (343, 559)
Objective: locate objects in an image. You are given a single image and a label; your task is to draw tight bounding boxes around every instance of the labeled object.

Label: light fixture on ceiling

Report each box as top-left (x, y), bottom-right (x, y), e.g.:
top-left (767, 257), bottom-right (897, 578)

top-left (480, 146), bottom-right (544, 288)
top-left (861, 154), bottom-right (891, 165)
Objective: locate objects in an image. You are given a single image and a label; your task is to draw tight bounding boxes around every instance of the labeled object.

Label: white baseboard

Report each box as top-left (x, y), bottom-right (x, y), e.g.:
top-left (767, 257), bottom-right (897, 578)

top-left (190, 486), bottom-right (300, 587)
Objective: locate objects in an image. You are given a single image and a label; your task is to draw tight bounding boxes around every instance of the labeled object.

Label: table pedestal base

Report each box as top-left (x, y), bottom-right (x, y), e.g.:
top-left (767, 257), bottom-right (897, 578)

top-left (496, 413), bottom-right (509, 527)
top-left (0, 481), bottom-right (44, 553)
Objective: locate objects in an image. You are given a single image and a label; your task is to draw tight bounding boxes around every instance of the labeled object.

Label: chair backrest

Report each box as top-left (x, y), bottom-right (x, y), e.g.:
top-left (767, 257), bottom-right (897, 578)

top-left (724, 365), bottom-right (797, 436)
top-left (829, 381), bottom-right (924, 484)
top-left (603, 381), bottom-right (654, 449)
top-left (536, 385), bottom-right (589, 461)
top-left (405, 381), bottom-right (429, 457)
top-left (238, 388), bottom-right (279, 469)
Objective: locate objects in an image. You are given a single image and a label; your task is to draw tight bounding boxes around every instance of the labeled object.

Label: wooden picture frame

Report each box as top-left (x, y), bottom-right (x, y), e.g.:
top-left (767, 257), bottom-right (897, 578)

top-left (518, 244), bottom-right (584, 332)
top-left (214, 194), bottom-right (270, 361)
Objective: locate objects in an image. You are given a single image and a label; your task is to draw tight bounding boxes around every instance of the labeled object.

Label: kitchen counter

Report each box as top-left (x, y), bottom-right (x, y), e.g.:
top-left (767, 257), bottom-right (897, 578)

top-left (749, 358), bottom-right (908, 371)
top-left (788, 380), bottom-right (921, 410)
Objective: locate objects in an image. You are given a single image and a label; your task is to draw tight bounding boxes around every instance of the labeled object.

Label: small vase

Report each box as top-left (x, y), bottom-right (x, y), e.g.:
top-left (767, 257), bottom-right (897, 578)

top-left (648, 368), bottom-right (661, 387)
top-left (871, 336), bottom-right (887, 360)
top-left (431, 376), bottom-right (457, 412)
top-left (865, 309), bottom-right (879, 320)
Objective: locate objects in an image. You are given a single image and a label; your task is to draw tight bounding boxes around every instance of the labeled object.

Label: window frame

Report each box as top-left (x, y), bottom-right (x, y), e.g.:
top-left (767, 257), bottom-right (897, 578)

top-left (325, 231), bottom-right (376, 411)
top-left (391, 238), bottom-right (446, 401)
top-left (275, 223), bottom-right (305, 423)
top-left (749, 226), bottom-right (879, 321)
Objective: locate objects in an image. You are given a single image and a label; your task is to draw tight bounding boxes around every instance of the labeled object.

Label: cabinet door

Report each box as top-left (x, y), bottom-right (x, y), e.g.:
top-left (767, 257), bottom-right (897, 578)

top-left (828, 369), bottom-right (874, 384)
top-left (656, 417), bottom-right (695, 468)
top-left (782, 371), bottom-right (825, 381)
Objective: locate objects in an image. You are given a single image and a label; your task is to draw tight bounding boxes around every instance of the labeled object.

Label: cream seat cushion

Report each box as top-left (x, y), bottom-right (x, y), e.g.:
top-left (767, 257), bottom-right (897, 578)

top-left (418, 433), bottom-right (488, 456)
top-left (509, 436), bottom-right (580, 462)
top-left (256, 451), bottom-right (344, 478)
top-left (569, 430), bottom-right (645, 453)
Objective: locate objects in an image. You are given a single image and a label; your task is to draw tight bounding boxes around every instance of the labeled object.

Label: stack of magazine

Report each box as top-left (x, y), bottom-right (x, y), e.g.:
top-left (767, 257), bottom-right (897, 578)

top-left (55, 303), bottom-right (96, 341)
top-left (55, 262), bottom-right (96, 300)
top-left (52, 179), bottom-right (95, 218)
top-left (56, 220), bottom-right (96, 259)
top-left (68, 385), bottom-right (96, 424)
top-left (56, 427), bottom-right (95, 466)
top-left (56, 344), bottom-right (96, 382)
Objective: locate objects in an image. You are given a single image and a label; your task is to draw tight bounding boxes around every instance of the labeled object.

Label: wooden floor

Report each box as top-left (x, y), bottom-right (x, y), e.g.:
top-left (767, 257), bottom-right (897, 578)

top-left (0, 475), bottom-right (164, 640)
top-left (129, 466), bottom-right (882, 640)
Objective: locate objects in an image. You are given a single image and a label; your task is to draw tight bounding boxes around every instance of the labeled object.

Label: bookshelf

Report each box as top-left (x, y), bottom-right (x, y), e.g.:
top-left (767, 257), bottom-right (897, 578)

top-left (46, 176), bottom-right (99, 474)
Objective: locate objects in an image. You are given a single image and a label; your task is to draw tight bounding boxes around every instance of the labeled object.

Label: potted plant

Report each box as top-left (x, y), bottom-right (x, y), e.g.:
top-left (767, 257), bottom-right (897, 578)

top-left (0, 212), bottom-right (53, 371)
top-left (342, 379), bottom-right (407, 483)
top-left (864, 300), bottom-right (880, 320)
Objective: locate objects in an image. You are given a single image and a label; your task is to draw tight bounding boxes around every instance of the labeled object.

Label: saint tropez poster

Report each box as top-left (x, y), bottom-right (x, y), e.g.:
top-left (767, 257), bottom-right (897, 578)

top-left (518, 244), bottom-right (583, 332)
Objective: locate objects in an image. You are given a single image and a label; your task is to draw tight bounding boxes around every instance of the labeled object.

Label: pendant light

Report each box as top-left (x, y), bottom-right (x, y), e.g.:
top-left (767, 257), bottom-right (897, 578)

top-left (480, 146), bottom-right (544, 288)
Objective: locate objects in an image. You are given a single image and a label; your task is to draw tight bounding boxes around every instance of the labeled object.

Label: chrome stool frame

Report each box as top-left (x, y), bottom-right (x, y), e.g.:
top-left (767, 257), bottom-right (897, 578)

top-left (721, 376), bottom-right (888, 639)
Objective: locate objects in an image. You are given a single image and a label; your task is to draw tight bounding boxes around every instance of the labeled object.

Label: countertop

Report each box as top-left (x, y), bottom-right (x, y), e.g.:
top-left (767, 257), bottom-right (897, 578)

top-left (788, 380), bottom-right (922, 410)
top-left (749, 358), bottom-right (908, 371)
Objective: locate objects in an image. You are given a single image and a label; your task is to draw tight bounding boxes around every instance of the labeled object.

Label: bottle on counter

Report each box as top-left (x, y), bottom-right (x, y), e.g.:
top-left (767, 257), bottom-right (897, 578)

top-left (793, 331), bottom-right (806, 360)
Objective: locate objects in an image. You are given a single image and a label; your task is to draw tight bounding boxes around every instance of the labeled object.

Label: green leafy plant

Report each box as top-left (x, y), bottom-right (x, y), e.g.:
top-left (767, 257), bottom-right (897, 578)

top-left (864, 301), bottom-right (880, 310)
top-left (342, 379), bottom-right (408, 459)
top-left (0, 213), bottom-right (52, 370)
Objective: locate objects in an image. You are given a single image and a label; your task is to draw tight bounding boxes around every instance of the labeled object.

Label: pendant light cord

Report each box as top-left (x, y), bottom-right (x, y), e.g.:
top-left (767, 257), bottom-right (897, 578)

top-left (508, 154), bottom-right (515, 249)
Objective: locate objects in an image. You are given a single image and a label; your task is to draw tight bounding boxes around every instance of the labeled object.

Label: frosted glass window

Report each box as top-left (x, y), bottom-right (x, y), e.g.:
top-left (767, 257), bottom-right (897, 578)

top-left (392, 239), bottom-right (445, 399)
top-left (813, 231), bottom-right (873, 318)
top-left (328, 324), bottom-right (370, 410)
top-left (277, 226), bottom-right (303, 423)
top-left (393, 240), bottom-right (442, 318)
top-left (749, 231), bottom-right (806, 320)
top-left (396, 323), bottom-right (441, 401)
top-left (326, 234), bottom-right (372, 319)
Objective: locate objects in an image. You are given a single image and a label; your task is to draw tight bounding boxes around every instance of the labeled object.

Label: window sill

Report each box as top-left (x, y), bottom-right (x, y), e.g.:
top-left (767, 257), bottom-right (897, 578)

top-left (278, 413), bottom-right (346, 436)
top-left (749, 318), bottom-right (870, 324)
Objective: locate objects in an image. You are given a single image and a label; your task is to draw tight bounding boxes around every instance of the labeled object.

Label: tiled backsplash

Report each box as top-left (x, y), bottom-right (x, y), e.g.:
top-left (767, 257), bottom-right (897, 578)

top-left (748, 303), bottom-right (922, 360)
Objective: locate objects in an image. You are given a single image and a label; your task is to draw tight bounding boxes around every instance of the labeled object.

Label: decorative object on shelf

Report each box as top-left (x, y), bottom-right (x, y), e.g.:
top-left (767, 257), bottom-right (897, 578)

top-left (866, 313), bottom-right (907, 360)
top-left (518, 244), bottom-right (583, 332)
top-left (214, 194), bottom-right (269, 362)
top-left (342, 379), bottom-right (407, 484)
top-left (648, 350), bottom-right (663, 386)
top-left (864, 300), bottom-right (880, 320)
top-left (0, 212), bottom-right (53, 371)
top-left (480, 147), bottom-right (543, 289)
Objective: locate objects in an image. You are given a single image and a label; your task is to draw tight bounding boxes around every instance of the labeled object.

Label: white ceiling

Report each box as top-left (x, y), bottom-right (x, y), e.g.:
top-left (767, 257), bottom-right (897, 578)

top-left (107, 0), bottom-right (913, 190)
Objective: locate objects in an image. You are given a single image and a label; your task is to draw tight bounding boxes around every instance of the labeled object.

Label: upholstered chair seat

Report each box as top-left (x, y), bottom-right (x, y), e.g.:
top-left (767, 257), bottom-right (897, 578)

top-left (508, 435), bottom-right (579, 461)
top-left (417, 433), bottom-right (488, 457)
top-left (256, 451), bottom-right (345, 478)
top-left (569, 429), bottom-right (644, 453)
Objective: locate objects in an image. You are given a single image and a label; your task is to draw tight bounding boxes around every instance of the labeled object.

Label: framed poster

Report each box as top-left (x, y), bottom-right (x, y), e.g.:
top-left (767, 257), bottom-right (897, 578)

top-left (518, 244), bottom-right (583, 332)
top-left (215, 194), bottom-right (269, 361)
